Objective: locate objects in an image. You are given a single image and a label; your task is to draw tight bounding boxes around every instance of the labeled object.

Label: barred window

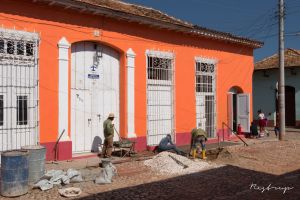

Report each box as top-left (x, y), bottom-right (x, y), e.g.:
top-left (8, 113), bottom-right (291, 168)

top-left (26, 43), bottom-right (34, 56)
top-left (7, 40), bottom-right (14, 54)
top-left (0, 40), bottom-right (35, 56)
top-left (0, 40), bottom-right (4, 53)
top-left (17, 42), bottom-right (25, 55)
top-left (0, 95), bottom-right (3, 126)
top-left (17, 96), bottom-right (28, 125)
top-left (147, 56), bottom-right (172, 80)
top-left (196, 62), bottom-right (215, 93)
top-left (196, 75), bottom-right (213, 92)
top-left (196, 62), bottom-right (215, 73)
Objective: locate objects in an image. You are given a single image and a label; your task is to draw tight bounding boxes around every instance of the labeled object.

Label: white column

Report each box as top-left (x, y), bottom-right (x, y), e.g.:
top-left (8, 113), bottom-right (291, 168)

top-left (58, 37), bottom-right (70, 141)
top-left (126, 48), bottom-right (136, 138)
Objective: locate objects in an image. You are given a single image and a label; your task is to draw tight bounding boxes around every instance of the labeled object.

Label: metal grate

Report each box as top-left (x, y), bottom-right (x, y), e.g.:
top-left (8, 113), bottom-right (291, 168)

top-left (0, 28), bottom-right (39, 152)
top-left (195, 59), bottom-right (216, 138)
top-left (146, 51), bottom-right (175, 146)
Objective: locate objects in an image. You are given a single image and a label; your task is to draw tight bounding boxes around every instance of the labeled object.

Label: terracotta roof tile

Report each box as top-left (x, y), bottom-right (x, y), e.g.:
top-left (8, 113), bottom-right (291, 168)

top-left (36, 0), bottom-right (263, 48)
top-left (76, 0), bottom-right (193, 27)
top-left (255, 48), bottom-right (300, 70)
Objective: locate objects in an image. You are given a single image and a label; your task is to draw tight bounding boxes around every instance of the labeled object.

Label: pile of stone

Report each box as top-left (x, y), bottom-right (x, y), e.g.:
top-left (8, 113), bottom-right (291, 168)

top-left (34, 169), bottom-right (83, 191)
top-left (144, 152), bottom-right (213, 175)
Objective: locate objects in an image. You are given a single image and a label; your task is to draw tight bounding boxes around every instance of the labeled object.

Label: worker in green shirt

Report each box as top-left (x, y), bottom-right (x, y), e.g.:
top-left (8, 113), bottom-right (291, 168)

top-left (102, 113), bottom-right (115, 158)
top-left (190, 128), bottom-right (208, 159)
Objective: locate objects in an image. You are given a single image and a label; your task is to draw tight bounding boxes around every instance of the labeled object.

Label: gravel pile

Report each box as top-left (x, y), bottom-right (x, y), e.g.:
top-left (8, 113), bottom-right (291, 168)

top-left (144, 152), bottom-right (214, 175)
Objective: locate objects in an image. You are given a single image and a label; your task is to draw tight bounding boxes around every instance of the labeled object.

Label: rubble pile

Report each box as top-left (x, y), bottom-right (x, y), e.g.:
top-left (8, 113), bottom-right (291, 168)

top-left (34, 169), bottom-right (83, 191)
top-left (144, 152), bottom-right (214, 175)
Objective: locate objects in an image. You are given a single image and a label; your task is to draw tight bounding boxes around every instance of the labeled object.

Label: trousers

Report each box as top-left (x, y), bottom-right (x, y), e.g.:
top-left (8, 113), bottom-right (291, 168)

top-left (102, 136), bottom-right (113, 158)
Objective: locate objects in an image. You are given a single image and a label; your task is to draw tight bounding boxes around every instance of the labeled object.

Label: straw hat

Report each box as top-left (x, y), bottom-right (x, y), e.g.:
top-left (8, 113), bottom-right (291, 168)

top-left (108, 113), bottom-right (115, 118)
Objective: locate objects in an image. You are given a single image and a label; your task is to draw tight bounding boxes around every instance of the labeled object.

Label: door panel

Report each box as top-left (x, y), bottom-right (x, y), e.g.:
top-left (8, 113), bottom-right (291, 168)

top-left (227, 93), bottom-right (233, 132)
top-left (237, 93), bottom-right (250, 132)
top-left (71, 42), bottom-right (120, 153)
top-left (285, 86), bottom-right (295, 126)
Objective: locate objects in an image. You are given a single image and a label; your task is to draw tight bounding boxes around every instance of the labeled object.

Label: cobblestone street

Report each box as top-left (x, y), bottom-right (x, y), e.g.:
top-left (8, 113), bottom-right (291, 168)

top-left (1, 131), bottom-right (299, 200)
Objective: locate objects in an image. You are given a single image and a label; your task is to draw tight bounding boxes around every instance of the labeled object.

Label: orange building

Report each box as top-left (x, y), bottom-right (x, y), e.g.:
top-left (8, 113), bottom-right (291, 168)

top-left (0, 0), bottom-right (262, 160)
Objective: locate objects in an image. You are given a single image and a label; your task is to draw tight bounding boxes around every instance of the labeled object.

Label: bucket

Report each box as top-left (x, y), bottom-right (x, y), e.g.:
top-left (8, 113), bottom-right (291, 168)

top-left (0, 150), bottom-right (29, 197)
top-left (101, 158), bottom-right (112, 168)
top-left (21, 145), bottom-right (46, 185)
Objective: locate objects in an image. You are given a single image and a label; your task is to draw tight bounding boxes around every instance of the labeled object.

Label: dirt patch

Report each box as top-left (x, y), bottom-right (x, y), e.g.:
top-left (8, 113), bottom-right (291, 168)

top-left (215, 139), bottom-right (300, 175)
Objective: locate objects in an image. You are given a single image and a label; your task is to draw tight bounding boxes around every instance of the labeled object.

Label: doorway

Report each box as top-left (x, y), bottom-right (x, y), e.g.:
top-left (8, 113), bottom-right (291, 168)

top-left (284, 86), bottom-right (295, 126)
top-left (227, 87), bottom-right (250, 133)
top-left (71, 42), bottom-right (120, 153)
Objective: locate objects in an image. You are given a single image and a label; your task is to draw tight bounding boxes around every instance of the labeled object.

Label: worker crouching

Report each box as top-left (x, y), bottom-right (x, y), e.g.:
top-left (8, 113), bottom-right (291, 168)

top-left (190, 128), bottom-right (208, 159)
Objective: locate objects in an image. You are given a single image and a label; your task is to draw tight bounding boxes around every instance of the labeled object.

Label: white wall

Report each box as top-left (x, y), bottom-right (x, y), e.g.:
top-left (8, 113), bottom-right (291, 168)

top-left (253, 68), bottom-right (300, 122)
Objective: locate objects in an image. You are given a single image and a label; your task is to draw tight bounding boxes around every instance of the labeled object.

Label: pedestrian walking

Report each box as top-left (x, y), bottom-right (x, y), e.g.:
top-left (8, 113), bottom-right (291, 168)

top-left (101, 113), bottom-right (115, 158)
top-left (190, 128), bottom-right (207, 159)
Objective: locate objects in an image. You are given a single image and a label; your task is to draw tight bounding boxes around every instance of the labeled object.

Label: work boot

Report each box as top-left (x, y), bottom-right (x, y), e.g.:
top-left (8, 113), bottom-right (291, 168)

top-left (202, 150), bottom-right (207, 160)
top-left (192, 149), bottom-right (197, 159)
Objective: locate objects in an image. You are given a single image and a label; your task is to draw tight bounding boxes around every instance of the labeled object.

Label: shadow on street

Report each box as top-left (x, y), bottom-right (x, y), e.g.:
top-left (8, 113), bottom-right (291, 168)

top-left (76, 165), bottom-right (299, 200)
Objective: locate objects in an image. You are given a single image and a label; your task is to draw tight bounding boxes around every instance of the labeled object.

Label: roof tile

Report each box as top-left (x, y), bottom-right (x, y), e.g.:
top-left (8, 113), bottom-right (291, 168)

top-left (255, 48), bottom-right (300, 70)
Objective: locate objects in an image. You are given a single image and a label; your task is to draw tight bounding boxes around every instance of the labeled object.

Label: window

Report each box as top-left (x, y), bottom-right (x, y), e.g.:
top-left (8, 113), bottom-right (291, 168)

top-left (7, 40), bottom-right (14, 54)
top-left (195, 59), bottom-right (216, 137)
top-left (147, 56), bottom-right (172, 80)
top-left (26, 43), bottom-right (34, 56)
top-left (0, 40), bottom-right (4, 53)
top-left (196, 62), bottom-right (215, 73)
top-left (0, 95), bottom-right (3, 126)
top-left (17, 42), bottom-right (25, 55)
top-left (195, 62), bottom-right (215, 93)
top-left (196, 75), bottom-right (213, 92)
top-left (17, 96), bottom-right (28, 125)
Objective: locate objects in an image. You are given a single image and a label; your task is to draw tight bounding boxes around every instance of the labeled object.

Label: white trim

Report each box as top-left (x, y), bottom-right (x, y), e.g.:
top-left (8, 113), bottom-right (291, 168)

top-left (145, 49), bottom-right (174, 59)
top-left (126, 48), bottom-right (136, 138)
top-left (58, 37), bottom-right (70, 141)
top-left (195, 56), bottom-right (218, 65)
top-left (0, 28), bottom-right (39, 41)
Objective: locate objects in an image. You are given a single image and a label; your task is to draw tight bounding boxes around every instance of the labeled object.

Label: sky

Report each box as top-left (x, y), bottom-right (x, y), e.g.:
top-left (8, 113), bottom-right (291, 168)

top-left (124, 0), bottom-right (300, 61)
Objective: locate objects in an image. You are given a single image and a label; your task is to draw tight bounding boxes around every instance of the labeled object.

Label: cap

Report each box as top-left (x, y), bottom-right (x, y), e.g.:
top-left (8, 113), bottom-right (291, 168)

top-left (108, 113), bottom-right (115, 118)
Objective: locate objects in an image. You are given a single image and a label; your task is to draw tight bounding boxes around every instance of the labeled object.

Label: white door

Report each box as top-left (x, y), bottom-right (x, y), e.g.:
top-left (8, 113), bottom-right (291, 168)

top-left (71, 42), bottom-right (119, 153)
top-left (237, 93), bottom-right (250, 132)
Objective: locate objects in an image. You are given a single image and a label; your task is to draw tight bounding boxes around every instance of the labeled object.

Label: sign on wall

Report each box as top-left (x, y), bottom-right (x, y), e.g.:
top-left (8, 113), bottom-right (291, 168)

top-left (88, 64), bottom-right (99, 79)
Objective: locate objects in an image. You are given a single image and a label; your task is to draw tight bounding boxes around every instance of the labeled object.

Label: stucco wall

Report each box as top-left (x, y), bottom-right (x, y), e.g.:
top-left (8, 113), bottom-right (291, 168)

top-left (0, 0), bottom-right (255, 149)
top-left (253, 68), bottom-right (300, 125)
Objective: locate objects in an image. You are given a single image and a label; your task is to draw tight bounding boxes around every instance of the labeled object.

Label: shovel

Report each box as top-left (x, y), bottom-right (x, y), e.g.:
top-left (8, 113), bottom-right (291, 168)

top-left (168, 155), bottom-right (188, 169)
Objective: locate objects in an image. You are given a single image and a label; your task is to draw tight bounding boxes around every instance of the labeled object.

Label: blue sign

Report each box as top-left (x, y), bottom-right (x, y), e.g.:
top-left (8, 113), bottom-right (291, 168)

top-left (90, 65), bottom-right (97, 72)
top-left (88, 74), bottom-right (99, 79)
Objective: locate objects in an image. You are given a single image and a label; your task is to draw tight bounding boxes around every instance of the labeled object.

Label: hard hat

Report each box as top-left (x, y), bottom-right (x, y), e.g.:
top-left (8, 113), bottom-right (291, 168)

top-left (108, 113), bottom-right (115, 118)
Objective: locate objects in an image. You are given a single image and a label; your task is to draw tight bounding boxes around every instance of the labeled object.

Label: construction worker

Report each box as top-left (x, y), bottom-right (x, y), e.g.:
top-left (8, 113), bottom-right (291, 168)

top-left (102, 113), bottom-right (115, 158)
top-left (158, 134), bottom-right (185, 155)
top-left (190, 128), bottom-right (208, 159)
